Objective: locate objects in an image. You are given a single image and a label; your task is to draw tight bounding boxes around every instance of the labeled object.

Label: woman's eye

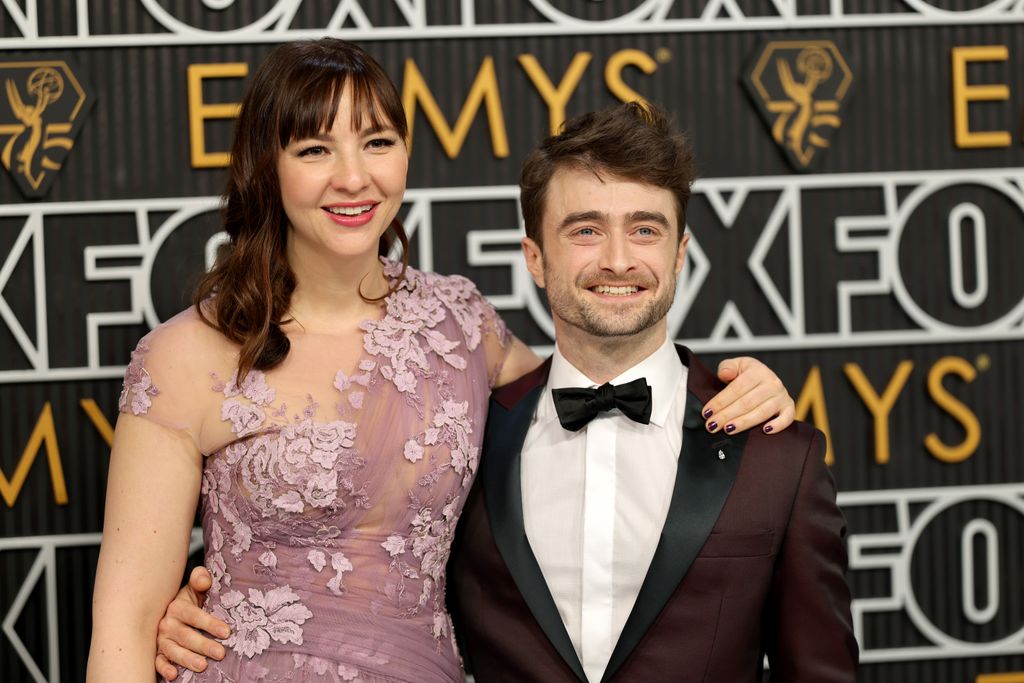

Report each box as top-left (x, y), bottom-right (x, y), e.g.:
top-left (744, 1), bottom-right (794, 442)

top-left (367, 137), bottom-right (397, 150)
top-left (297, 145), bottom-right (328, 157)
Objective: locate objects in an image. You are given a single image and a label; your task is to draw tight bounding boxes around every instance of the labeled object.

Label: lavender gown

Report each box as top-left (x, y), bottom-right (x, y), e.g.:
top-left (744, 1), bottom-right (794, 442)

top-left (119, 262), bottom-right (511, 682)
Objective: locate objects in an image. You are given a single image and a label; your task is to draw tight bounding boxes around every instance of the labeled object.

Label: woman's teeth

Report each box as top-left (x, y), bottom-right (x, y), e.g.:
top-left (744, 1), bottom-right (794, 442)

top-left (327, 205), bottom-right (373, 216)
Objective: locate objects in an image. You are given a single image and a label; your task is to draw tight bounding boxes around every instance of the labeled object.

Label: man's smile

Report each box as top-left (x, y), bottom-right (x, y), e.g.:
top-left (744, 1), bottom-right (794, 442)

top-left (588, 284), bottom-right (644, 297)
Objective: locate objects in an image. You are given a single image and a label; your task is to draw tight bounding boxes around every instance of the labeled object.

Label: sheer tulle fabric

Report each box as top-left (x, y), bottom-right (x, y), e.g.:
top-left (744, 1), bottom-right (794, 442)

top-left (119, 263), bottom-right (511, 682)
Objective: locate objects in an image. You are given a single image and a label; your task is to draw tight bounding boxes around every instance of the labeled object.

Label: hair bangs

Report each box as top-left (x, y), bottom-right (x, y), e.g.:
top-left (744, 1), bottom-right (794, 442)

top-left (276, 66), bottom-right (405, 149)
top-left (347, 74), bottom-right (406, 138)
top-left (276, 71), bottom-right (347, 148)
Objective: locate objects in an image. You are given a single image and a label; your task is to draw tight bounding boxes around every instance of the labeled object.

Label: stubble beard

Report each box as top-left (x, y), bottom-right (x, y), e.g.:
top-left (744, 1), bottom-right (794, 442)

top-left (543, 265), bottom-right (676, 339)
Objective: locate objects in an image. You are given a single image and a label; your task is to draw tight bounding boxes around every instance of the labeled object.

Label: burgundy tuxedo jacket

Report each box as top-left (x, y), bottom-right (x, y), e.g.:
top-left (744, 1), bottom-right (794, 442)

top-left (448, 346), bottom-right (858, 682)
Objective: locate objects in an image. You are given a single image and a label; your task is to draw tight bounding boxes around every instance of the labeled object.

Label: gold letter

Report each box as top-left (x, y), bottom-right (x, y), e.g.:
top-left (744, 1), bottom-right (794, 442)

top-left (0, 402), bottom-right (68, 507)
top-left (605, 49), bottom-right (657, 105)
top-left (925, 357), bottom-right (981, 463)
top-left (951, 46), bottom-right (1011, 148)
top-left (518, 52), bottom-right (593, 135)
top-left (795, 365), bottom-right (835, 465)
top-left (976, 673), bottom-right (1024, 683)
top-left (844, 361), bottom-right (914, 465)
top-left (80, 398), bottom-right (115, 448)
top-left (187, 62), bottom-right (248, 168)
top-left (401, 57), bottom-right (509, 159)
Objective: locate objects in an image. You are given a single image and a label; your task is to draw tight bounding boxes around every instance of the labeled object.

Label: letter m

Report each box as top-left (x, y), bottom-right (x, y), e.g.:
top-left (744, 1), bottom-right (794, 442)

top-left (402, 57), bottom-right (509, 159)
top-left (1, 402), bottom-right (68, 507)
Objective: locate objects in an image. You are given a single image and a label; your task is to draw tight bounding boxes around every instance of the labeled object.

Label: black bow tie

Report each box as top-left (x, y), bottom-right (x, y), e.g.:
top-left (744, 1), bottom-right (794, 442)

top-left (551, 377), bottom-right (653, 432)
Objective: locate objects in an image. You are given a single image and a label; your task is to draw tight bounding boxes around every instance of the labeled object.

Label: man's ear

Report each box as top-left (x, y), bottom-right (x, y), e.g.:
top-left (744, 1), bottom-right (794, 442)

top-left (522, 237), bottom-right (546, 288)
top-left (675, 231), bottom-right (690, 275)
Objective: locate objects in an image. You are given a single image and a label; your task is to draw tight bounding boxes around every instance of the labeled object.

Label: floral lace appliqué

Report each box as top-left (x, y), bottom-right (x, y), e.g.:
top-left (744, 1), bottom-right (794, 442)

top-left (361, 263), bottom-right (496, 400)
top-left (212, 585), bottom-right (314, 659)
top-left (403, 396), bottom-right (479, 489)
top-left (118, 339), bottom-right (159, 415)
top-left (231, 418), bottom-right (367, 517)
top-left (378, 495), bottom-right (460, 650)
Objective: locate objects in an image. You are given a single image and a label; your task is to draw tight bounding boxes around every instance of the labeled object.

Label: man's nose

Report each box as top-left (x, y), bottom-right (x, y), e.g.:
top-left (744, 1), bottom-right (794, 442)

top-left (597, 232), bottom-right (634, 274)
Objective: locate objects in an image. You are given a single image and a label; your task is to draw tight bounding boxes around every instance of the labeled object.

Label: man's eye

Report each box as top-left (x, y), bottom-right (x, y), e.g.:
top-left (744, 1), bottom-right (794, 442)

top-left (636, 226), bottom-right (656, 236)
top-left (576, 227), bottom-right (596, 236)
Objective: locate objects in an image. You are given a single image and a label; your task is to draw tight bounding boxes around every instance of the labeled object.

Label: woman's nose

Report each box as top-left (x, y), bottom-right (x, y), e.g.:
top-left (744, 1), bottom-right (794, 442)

top-left (330, 154), bottom-right (370, 193)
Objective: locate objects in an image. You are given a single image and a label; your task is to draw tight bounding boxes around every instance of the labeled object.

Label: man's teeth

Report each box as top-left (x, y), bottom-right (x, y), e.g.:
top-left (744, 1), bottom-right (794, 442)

top-left (327, 205), bottom-right (374, 216)
top-left (592, 285), bottom-right (639, 296)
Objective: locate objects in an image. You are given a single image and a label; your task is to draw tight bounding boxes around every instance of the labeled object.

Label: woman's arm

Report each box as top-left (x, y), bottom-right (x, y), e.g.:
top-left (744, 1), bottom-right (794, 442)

top-left (87, 414), bottom-right (203, 682)
top-left (497, 343), bottom-right (796, 435)
top-left (494, 337), bottom-right (543, 387)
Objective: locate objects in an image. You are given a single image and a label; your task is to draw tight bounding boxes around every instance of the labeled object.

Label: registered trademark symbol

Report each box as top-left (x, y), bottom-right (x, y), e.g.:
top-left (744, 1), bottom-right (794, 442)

top-left (655, 48), bottom-right (672, 63)
top-left (975, 354), bottom-right (990, 372)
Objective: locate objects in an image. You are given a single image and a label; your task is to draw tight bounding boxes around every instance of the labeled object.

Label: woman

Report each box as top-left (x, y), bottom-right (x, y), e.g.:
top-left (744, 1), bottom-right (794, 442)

top-left (88, 39), bottom-right (794, 682)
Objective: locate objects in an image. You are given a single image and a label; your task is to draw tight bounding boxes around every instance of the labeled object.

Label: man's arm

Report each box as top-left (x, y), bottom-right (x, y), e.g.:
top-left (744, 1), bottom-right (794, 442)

top-left (763, 429), bottom-right (859, 681)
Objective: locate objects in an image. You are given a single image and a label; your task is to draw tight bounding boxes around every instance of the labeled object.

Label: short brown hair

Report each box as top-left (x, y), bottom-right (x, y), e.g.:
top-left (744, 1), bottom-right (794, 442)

top-left (194, 38), bottom-right (409, 379)
top-left (519, 102), bottom-right (697, 245)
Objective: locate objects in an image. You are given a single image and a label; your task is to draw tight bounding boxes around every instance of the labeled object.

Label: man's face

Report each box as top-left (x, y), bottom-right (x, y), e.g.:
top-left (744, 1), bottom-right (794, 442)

top-left (522, 166), bottom-right (689, 341)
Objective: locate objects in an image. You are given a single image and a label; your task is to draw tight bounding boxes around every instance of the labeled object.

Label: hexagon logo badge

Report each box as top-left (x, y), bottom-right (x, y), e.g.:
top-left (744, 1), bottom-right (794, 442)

top-left (0, 58), bottom-right (93, 198)
top-left (743, 40), bottom-right (854, 171)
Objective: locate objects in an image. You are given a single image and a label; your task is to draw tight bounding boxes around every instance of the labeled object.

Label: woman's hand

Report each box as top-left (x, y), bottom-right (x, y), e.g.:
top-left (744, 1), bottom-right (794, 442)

top-left (703, 356), bottom-right (795, 435)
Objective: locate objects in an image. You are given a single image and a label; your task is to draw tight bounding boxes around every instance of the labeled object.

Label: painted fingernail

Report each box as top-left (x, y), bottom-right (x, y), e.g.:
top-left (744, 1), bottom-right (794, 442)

top-left (725, 423), bottom-right (736, 433)
top-left (763, 424), bottom-right (773, 433)
top-left (707, 421), bottom-right (718, 432)
top-left (702, 408), bottom-right (713, 419)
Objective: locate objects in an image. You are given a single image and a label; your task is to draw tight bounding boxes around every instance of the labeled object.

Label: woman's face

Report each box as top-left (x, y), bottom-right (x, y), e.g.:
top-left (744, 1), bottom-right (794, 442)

top-left (278, 85), bottom-right (408, 272)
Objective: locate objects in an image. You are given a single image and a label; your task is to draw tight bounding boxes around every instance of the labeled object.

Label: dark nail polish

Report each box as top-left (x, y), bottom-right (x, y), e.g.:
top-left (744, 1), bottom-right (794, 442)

top-left (725, 423), bottom-right (736, 433)
top-left (707, 421), bottom-right (718, 431)
top-left (702, 408), bottom-right (713, 419)
top-left (763, 425), bottom-right (773, 433)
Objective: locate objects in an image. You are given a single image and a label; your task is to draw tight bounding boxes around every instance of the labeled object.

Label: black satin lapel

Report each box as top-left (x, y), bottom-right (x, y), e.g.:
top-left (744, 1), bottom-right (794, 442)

top-left (601, 392), bottom-right (748, 682)
top-left (481, 388), bottom-right (587, 682)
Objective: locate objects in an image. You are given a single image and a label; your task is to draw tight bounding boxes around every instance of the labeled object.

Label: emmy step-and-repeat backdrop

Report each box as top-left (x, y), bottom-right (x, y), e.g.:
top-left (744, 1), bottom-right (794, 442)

top-left (2, 2), bottom-right (1023, 681)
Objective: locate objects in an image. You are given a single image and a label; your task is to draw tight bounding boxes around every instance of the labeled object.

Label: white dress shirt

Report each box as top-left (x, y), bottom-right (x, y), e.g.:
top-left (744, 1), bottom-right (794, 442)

top-left (521, 337), bottom-right (687, 683)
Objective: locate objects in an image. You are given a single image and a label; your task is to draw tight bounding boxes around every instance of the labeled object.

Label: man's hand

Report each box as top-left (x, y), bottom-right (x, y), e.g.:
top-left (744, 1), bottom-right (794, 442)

top-left (703, 356), bottom-right (795, 435)
top-left (155, 566), bottom-right (230, 680)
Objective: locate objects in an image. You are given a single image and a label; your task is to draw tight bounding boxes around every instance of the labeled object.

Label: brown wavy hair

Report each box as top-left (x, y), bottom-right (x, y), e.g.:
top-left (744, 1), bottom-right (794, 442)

top-left (519, 101), bottom-right (697, 246)
top-left (194, 38), bottom-right (410, 380)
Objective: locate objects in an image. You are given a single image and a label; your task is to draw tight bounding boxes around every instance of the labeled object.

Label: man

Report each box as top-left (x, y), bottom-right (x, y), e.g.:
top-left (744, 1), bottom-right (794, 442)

top-left (446, 103), bottom-right (856, 682)
top-left (153, 103), bottom-right (856, 681)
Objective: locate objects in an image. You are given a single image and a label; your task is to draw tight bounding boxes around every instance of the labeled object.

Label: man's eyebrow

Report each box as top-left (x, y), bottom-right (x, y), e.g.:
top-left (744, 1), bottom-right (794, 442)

top-left (628, 210), bottom-right (671, 227)
top-left (560, 210), bottom-right (607, 229)
top-left (559, 210), bottom-right (672, 230)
